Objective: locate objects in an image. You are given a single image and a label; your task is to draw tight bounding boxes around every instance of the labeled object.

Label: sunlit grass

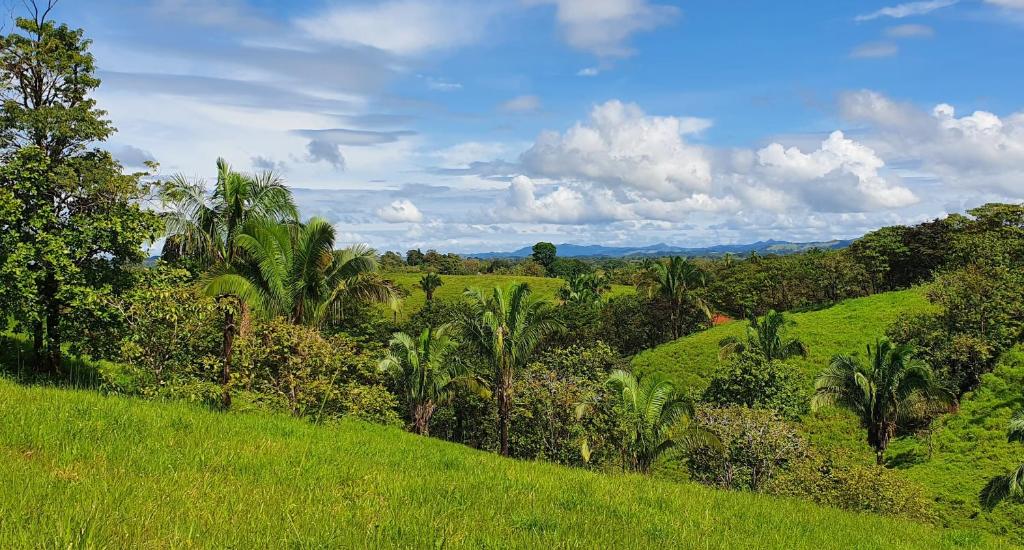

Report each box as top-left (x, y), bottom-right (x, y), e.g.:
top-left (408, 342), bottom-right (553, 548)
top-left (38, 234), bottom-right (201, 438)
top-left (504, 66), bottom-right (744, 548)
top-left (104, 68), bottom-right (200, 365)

top-left (0, 379), bottom-right (1006, 548)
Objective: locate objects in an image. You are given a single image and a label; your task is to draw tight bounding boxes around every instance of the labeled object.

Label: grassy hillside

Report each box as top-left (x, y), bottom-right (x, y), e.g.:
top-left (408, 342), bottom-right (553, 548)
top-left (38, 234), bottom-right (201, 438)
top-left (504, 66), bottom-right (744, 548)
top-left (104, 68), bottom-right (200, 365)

top-left (887, 348), bottom-right (1024, 539)
top-left (631, 288), bottom-right (935, 392)
top-left (0, 380), bottom-right (1007, 549)
top-left (384, 272), bottom-right (634, 317)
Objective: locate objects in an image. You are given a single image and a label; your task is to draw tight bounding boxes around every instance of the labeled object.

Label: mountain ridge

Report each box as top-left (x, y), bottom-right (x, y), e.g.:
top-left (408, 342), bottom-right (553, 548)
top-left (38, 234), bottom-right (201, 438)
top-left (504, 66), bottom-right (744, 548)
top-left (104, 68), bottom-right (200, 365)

top-left (469, 239), bottom-right (853, 259)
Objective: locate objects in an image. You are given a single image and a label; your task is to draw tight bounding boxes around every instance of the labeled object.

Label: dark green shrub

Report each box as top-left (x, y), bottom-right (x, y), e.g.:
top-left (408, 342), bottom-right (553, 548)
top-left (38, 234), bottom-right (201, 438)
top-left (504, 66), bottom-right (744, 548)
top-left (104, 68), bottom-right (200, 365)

top-left (702, 353), bottom-right (808, 419)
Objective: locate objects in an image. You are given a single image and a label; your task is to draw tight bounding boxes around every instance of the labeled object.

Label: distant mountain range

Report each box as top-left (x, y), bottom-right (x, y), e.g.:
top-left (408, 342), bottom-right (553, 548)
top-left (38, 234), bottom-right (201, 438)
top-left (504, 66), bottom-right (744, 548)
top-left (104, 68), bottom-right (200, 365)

top-left (468, 239), bottom-right (853, 259)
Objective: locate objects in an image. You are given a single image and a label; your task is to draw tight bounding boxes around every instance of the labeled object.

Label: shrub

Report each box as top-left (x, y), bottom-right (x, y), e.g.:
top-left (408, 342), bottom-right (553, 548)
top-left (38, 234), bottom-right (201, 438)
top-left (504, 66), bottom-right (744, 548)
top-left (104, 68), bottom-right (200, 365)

top-left (687, 407), bottom-right (806, 492)
top-left (768, 452), bottom-right (934, 522)
top-left (702, 353), bottom-right (808, 419)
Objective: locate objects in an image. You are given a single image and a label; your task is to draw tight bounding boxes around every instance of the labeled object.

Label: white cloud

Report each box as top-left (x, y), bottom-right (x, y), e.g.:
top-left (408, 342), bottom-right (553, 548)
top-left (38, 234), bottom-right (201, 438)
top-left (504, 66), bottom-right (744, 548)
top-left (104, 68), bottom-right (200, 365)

top-left (986, 0), bottom-right (1024, 8)
top-left (850, 42), bottom-right (900, 58)
top-left (577, 67), bottom-right (601, 77)
top-left (520, 100), bottom-right (713, 200)
top-left (296, 0), bottom-right (492, 56)
top-left (500, 95), bottom-right (542, 113)
top-left (426, 78), bottom-right (463, 92)
top-left (525, 0), bottom-right (679, 58)
top-left (377, 199), bottom-right (425, 223)
top-left (855, 0), bottom-right (958, 21)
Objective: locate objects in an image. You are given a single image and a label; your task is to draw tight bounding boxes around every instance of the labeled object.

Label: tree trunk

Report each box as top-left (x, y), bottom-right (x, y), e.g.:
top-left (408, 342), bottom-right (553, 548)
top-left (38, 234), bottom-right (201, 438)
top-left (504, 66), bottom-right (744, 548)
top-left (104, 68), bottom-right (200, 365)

top-left (32, 320), bottom-right (44, 369)
top-left (413, 401), bottom-right (435, 436)
top-left (44, 299), bottom-right (61, 375)
top-left (221, 309), bottom-right (235, 409)
top-left (496, 375), bottom-right (511, 456)
top-left (876, 448), bottom-right (885, 466)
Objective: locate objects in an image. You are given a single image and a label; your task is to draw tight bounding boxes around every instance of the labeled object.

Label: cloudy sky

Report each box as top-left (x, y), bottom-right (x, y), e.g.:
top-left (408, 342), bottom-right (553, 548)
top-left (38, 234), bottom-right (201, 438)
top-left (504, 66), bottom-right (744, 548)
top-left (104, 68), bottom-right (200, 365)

top-left (40, 0), bottom-right (1024, 253)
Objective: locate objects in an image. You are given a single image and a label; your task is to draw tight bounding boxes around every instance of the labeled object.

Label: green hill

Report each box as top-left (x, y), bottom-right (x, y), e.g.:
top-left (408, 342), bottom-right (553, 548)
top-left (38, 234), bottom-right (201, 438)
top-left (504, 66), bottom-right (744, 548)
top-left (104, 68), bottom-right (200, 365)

top-left (384, 272), bottom-right (634, 317)
top-left (631, 288), bottom-right (936, 392)
top-left (0, 379), bottom-right (1006, 548)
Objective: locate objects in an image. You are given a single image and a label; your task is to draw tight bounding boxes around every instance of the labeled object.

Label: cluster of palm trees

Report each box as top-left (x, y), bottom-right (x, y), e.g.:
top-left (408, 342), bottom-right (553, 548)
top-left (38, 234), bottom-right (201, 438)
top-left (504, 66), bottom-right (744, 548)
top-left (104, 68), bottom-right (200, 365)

top-left (161, 159), bottom-right (397, 407)
top-left (640, 256), bottom-right (712, 339)
top-left (558, 271), bottom-right (611, 306)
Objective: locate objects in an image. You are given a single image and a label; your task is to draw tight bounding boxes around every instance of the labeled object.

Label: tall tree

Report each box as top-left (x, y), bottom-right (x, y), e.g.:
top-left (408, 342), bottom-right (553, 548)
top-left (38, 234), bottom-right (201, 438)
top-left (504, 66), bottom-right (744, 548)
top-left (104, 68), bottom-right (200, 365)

top-left (418, 272), bottom-right (442, 304)
top-left (0, 5), bottom-right (159, 372)
top-left (641, 256), bottom-right (711, 339)
top-left (531, 242), bottom-right (557, 274)
top-left (604, 369), bottom-right (717, 474)
top-left (718, 310), bottom-right (808, 362)
top-left (981, 410), bottom-right (1024, 508)
top-left (461, 282), bottom-right (562, 456)
top-left (812, 340), bottom-right (950, 465)
top-left (206, 217), bottom-right (398, 327)
top-left (160, 158), bottom-right (297, 407)
top-left (378, 324), bottom-right (485, 436)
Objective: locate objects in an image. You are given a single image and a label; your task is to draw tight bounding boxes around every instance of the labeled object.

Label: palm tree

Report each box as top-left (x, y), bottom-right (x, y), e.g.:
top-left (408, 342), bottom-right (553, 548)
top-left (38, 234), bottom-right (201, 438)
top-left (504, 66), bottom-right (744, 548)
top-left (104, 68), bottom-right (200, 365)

top-left (718, 310), bottom-right (808, 361)
top-left (605, 369), bottom-right (718, 474)
top-left (640, 256), bottom-right (711, 339)
top-left (980, 410), bottom-right (1024, 508)
top-left (460, 282), bottom-right (562, 456)
top-left (558, 272), bottom-right (611, 306)
top-left (419, 272), bottom-right (443, 304)
top-left (207, 217), bottom-right (399, 328)
top-left (812, 340), bottom-right (950, 465)
top-left (160, 158), bottom-right (298, 408)
top-left (378, 324), bottom-right (487, 436)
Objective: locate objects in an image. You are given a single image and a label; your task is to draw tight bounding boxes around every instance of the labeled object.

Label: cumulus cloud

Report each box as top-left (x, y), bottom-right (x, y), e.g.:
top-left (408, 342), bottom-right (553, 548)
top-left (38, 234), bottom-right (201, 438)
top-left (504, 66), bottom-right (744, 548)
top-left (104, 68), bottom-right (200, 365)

top-left (377, 199), bottom-right (425, 223)
top-left (306, 140), bottom-right (345, 169)
top-left (840, 90), bottom-right (1024, 196)
top-left (525, 0), bottom-right (679, 58)
top-left (855, 0), bottom-right (958, 21)
top-left (520, 100), bottom-right (713, 200)
top-left (500, 95), bottom-right (542, 113)
top-left (296, 0), bottom-right (492, 56)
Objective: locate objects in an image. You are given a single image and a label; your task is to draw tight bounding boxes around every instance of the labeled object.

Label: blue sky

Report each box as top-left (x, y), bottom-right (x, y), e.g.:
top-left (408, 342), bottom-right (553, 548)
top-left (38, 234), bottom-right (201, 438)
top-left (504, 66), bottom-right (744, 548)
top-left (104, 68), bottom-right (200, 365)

top-left (40, 0), bottom-right (1024, 252)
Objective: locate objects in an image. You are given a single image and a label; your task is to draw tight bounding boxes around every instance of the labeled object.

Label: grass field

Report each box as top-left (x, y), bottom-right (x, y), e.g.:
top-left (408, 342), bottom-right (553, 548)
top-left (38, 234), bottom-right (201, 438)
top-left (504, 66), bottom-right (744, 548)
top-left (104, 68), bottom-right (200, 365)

top-left (0, 379), bottom-right (1009, 549)
top-left (631, 287), bottom-right (936, 393)
top-left (384, 272), bottom-right (634, 317)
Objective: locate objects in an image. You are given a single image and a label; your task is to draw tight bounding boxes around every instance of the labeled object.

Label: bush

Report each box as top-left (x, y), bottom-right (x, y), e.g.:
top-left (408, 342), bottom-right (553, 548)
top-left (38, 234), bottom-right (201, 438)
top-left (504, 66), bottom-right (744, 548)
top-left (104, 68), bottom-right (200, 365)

top-left (702, 353), bottom-right (808, 419)
top-left (599, 294), bottom-right (673, 356)
top-left (687, 407), bottom-right (806, 491)
top-left (768, 452), bottom-right (934, 522)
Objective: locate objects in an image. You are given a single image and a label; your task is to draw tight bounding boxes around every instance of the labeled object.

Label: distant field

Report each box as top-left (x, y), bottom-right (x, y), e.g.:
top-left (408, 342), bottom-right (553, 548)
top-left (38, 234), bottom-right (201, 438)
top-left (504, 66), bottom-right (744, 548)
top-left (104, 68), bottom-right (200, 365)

top-left (0, 379), bottom-right (1006, 548)
top-left (384, 272), bottom-right (634, 317)
top-left (631, 287), bottom-right (936, 393)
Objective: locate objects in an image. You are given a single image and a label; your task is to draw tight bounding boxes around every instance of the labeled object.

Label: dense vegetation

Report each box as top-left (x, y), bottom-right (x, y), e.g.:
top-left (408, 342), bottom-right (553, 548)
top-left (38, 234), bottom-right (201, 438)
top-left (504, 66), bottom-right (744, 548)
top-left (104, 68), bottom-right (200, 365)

top-left (2, 4), bottom-right (1023, 546)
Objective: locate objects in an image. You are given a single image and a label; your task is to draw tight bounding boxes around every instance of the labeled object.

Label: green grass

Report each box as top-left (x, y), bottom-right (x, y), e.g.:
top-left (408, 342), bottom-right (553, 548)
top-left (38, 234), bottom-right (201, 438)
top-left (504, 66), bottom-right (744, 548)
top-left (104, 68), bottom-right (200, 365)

top-left (631, 288), bottom-right (936, 393)
top-left (385, 272), bottom-right (634, 318)
top-left (0, 379), bottom-right (1008, 548)
top-left (886, 348), bottom-right (1024, 540)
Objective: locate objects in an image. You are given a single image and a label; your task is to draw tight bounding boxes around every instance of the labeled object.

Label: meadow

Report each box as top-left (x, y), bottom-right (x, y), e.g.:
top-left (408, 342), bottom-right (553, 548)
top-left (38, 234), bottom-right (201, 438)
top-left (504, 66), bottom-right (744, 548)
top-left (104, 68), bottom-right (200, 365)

top-left (384, 272), bottom-right (635, 317)
top-left (0, 378), bottom-right (1009, 549)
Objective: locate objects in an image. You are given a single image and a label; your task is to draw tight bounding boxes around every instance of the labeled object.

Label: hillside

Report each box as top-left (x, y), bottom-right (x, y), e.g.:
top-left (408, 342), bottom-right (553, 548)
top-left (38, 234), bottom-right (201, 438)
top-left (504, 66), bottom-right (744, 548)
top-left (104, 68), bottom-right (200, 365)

top-left (631, 287), bottom-right (936, 392)
top-left (0, 380), bottom-right (1007, 548)
top-left (384, 272), bottom-right (634, 317)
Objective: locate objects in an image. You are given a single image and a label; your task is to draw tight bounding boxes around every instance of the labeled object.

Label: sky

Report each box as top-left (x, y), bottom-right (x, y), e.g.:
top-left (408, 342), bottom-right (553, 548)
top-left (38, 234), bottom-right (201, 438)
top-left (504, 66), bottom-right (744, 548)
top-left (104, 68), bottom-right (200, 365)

top-left (25, 0), bottom-right (1024, 253)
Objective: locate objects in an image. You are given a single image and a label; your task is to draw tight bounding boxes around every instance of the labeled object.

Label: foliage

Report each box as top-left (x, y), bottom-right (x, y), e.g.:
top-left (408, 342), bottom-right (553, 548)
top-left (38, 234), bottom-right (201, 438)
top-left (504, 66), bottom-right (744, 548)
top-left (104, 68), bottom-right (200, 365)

top-left (979, 408), bottom-right (1024, 510)
top-left (558, 272), bottom-right (611, 307)
top-left (531, 241), bottom-right (557, 273)
top-left (0, 14), bottom-right (161, 372)
top-left (418, 271), bottom-right (443, 303)
top-left (599, 293), bottom-right (674, 355)
top-left (718, 309), bottom-right (808, 362)
top-left (812, 340), bottom-right (951, 464)
top-left (688, 407), bottom-right (807, 492)
top-left (460, 282), bottom-right (562, 455)
top-left (702, 353), bottom-right (808, 419)
top-left (603, 369), bottom-right (717, 473)
top-left (639, 256), bottom-right (712, 339)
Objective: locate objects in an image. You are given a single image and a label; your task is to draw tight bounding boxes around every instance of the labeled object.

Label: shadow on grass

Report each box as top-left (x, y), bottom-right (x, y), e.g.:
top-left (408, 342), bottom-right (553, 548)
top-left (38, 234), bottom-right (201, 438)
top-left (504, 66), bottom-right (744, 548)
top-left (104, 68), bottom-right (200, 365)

top-left (885, 446), bottom-right (929, 469)
top-left (0, 333), bottom-right (106, 390)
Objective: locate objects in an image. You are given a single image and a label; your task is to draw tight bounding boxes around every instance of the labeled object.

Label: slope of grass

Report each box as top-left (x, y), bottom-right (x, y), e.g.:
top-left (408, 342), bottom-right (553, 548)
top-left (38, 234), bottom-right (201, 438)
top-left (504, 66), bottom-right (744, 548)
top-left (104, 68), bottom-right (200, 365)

top-left (631, 288), bottom-right (935, 393)
top-left (886, 347), bottom-right (1024, 540)
top-left (385, 272), bottom-right (634, 317)
top-left (0, 379), bottom-right (1008, 548)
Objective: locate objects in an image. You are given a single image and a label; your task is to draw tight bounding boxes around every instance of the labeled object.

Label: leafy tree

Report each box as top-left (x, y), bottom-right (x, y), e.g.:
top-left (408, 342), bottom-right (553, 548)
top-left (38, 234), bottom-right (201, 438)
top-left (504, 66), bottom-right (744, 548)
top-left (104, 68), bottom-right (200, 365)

top-left (702, 353), bottom-right (808, 419)
top-left (980, 410), bottom-right (1024, 509)
top-left (418, 272), bottom-right (443, 304)
top-left (460, 282), bottom-right (562, 456)
top-left (604, 369), bottom-right (717, 474)
top-left (531, 242), bottom-right (557, 273)
top-left (558, 272), bottom-right (610, 307)
top-left (718, 310), bottom-right (808, 362)
top-left (641, 256), bottom-right (711, 339)
top-left (0, 8), bottom-right (160, 372)
top-left (207, 217), bottom-right (398, 327)
top-left (379, 324), bottom-right (485, 436)
top-left (812, 340), bottom-right (950, 465)
top-left (379, 251), bottom-right (405, 270)
top-left (405, 248), bottom-right (425, 266)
